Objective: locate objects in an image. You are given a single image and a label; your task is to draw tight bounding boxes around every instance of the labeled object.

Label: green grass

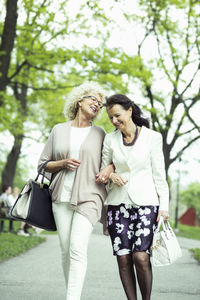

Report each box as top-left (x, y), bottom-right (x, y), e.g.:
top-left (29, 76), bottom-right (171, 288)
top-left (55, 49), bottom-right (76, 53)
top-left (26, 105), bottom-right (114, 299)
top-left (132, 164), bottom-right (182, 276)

top-left (1, 219), bottom-right (26, 233)
top-left (1, 220), bottom-right (200, 263)
top-left (190, 249), bottom-right (200, 263)
top-left (0, 218), bottom-right (56, 235)
top-left (174, 223), bottom-right (200, 240)
top-left (0, 233), bottom-right (46, 262)
top-left (42, 229), bottom-right (57, 235)
top-left (0, 219), bottom-right (46, 262)
top-left (171, 222), bottom-right (200, 263)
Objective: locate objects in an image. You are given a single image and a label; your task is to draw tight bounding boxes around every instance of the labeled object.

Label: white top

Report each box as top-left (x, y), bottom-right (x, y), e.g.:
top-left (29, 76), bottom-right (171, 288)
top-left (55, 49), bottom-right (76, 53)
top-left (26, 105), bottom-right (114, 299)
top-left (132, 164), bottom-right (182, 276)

top-left (7, 195), bottom-right (16, 207)
top-left (101, 126), bottom-right (169, 211)
top-left (114, 144), bottom-right (139, 206)
top-left (0, 193), bottom-right (16, 208)
top-left (0, 193), bottom-right (8, 207)
top-left (60, 125), bottom-right (91, 202)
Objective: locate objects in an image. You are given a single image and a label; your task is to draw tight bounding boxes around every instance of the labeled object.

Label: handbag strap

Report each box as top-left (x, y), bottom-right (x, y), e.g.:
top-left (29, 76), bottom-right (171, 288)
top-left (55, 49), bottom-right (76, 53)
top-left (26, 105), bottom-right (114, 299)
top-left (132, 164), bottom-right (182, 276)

top-left (156, 216), bottom-right (167, 233)
top-left (156, 216), bottom-right (173, 234)
top-left (35, 160), bottom-right (52, 183)
top-left (164, 219), bottom-right (174, 233)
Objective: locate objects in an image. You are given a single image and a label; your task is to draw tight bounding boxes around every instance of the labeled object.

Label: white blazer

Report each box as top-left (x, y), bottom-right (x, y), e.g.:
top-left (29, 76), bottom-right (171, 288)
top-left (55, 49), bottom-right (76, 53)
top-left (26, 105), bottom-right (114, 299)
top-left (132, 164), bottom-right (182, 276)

top-left (101, 126), bottom-right (169, 211)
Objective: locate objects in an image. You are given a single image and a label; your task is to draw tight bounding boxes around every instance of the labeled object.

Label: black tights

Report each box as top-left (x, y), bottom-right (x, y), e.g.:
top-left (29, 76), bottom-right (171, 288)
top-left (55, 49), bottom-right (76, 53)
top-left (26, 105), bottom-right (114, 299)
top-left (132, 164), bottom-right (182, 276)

top-left (117, 252), bottom-right (152, 300)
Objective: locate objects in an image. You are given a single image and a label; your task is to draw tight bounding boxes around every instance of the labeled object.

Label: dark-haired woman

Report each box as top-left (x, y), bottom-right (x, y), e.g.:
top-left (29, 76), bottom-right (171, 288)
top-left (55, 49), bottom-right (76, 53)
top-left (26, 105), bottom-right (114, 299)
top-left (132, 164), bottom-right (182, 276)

top-left (99, 94), bottom-right (169, 300)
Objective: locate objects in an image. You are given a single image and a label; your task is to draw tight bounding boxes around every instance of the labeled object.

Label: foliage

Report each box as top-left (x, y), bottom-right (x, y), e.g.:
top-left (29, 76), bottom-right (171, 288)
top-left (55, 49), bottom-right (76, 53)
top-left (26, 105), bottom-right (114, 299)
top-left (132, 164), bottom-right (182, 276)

top-left (0, 0), bottom-right (200, 186)
top-left (94, 108), bottom-right (115, 133)
top-left (61, 0), bottom-right (200, 175)
top-left (180, 182), bottom-right (200, 214)
top-left (0, 0), bottom-right (113, 135)
top-left (13, 158), bottom-right (30, 189)
top-left (0, 0), bottom-right (114, 186)
top-left (95, 0), bottom-right (200, 174)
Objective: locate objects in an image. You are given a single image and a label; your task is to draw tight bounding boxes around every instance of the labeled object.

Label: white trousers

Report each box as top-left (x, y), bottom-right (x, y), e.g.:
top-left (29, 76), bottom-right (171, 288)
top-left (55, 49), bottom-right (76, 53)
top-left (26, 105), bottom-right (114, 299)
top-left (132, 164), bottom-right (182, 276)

top-left (52, 202), bottom-right (93, 300)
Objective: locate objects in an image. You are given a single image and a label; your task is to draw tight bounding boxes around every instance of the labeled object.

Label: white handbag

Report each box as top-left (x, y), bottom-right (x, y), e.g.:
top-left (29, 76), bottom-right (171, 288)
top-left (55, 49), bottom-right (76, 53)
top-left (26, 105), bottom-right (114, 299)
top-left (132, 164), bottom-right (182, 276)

top-left (151, 216), bottom-right (182, 267)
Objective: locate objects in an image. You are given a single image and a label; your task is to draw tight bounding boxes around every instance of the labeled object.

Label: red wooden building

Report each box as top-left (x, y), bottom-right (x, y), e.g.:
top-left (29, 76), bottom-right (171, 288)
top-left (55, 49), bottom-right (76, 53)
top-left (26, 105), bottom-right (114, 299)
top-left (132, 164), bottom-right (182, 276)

top-left (179, 207), bottom-right (200, 227)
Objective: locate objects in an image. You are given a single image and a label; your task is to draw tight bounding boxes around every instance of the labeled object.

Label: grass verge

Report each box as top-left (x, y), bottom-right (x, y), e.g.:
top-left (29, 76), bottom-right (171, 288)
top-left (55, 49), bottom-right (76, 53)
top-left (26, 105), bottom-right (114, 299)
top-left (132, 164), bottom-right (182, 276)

top-left (0, 219), bottom-right (46, 262)
top-left (172, 223), bottom-right (200, 263)
top-left (190, 249), bottom-right (200, 263)
top-left (172, 223), bottom-right (200, 240)
top-left (0, 233), bottom-right (46, 262)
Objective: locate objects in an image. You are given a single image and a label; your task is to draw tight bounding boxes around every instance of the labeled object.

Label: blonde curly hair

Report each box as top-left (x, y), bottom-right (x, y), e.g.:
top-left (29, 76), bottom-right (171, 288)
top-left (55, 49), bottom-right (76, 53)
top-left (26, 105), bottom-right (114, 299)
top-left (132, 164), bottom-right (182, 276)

top-left (63, 81), bottom-right (106, 120)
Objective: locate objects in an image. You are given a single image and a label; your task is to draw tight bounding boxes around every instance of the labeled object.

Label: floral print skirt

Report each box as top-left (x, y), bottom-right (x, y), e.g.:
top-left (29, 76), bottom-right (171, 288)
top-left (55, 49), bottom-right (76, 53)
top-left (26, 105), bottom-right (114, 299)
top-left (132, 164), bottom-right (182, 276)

top-left (107, 204), bottom-right (158, 256)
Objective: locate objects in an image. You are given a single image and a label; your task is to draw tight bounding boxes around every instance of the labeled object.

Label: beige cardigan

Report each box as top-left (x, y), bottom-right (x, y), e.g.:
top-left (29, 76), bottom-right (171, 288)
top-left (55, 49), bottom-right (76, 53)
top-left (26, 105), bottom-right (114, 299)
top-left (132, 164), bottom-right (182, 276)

top-left (38, 122), bottom-right (107, 225)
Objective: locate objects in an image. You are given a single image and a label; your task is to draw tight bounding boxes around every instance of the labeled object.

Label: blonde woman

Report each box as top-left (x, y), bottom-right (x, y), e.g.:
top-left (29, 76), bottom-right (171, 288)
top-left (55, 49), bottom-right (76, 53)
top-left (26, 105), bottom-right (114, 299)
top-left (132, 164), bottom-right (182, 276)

top-left (38, 82), bottom-right (112, 300)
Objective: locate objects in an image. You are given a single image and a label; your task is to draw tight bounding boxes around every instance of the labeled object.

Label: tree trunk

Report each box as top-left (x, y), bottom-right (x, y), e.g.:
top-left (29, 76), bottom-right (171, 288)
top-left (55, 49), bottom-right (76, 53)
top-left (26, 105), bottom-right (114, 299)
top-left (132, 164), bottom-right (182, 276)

top-left (1, 134), bottom-right (23, 189)
top-left (0, 0), bottom-right (18, 104)
top-left (164, 152), bottom-right (170, 178)
top-left (1, 79), bottom-right (28, 191)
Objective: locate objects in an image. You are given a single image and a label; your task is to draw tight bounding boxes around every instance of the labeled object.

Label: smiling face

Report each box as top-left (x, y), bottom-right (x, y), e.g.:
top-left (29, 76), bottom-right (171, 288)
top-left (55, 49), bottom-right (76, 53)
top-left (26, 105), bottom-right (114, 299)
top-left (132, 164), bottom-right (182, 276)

top-left (78, 94), bottom-right (103, 119)
top-left (107, 104), bottom-right (132, 132)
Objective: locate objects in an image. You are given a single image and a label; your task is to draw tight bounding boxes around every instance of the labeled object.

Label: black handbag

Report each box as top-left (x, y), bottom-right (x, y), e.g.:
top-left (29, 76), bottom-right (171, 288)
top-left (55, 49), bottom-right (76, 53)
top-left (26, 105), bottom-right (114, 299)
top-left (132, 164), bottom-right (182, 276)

top-left (10, 161), bottom-right (57, 231)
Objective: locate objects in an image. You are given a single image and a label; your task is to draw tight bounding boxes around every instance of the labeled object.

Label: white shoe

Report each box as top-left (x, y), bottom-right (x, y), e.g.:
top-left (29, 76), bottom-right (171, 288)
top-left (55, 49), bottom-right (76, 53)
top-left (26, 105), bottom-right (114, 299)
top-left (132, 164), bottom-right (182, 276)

top-left (34, 227), bottom-right (44, 234)
top-left (17, 230), bottom-right (30, 237)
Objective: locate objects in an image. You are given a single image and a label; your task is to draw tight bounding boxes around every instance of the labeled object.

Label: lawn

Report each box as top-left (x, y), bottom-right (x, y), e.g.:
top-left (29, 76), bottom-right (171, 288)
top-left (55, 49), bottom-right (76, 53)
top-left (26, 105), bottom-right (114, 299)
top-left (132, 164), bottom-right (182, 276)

top-left (172, 222), bottom-right (200, 262)
top-left (190, 249), bottom-right (200, 263)
top-left (0, 220), bottom-right (200, 263)
top-left (0, 233), bottom-right (46, 262)
top-left (0, 219), bottom-right (46, 262)
top-left (175, 223), bottom-right (200, 240)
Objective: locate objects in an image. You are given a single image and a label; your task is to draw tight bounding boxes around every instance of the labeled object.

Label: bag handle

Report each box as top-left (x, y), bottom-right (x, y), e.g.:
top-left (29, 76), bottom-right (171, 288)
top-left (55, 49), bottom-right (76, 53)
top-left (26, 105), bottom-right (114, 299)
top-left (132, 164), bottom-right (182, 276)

top-left (156, 216), bottom-right (173, 234)
top-left (35, 160), bottom-right (52, 183)
top-left (156, 216), bottom-right (168, 233)
top-left (164, 220), bottom-right (174, 235)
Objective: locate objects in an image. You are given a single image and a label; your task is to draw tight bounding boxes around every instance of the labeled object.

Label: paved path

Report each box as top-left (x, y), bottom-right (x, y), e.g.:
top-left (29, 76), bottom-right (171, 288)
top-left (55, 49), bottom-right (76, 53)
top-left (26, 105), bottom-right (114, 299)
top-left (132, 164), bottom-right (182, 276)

top-left (0, 223), bottom-right (200, 300)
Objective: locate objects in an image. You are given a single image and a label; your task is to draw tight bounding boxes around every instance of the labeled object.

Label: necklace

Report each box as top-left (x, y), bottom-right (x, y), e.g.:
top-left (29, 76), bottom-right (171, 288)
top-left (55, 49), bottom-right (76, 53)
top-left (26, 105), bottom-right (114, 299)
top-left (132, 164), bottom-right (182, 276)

top-left (122, 125), bottom-right (138, 146)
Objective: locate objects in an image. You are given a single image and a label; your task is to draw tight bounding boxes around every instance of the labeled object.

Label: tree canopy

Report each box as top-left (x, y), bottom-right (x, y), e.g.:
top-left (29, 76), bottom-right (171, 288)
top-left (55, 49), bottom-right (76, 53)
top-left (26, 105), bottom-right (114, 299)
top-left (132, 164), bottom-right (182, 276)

top-left (0, 0), bottom-right (200, 189)
top-left (180, 182), bottom-right (200, 215)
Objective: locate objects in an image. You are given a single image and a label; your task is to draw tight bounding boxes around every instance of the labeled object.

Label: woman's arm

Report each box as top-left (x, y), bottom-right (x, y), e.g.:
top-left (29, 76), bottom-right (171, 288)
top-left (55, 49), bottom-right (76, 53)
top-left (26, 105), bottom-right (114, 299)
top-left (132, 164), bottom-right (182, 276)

top-left (96, 164), bottom-right (114, 183)
top-left (96, 134), bottom-right (113, 183)
top-left (96, 134), bottom-right (122, 184)
top-left (46, 158), bottom-right (81, 173)
top-left (38, 126), bottom-right (81, 174)
top-left (96, 134), bottom-right (127, 186)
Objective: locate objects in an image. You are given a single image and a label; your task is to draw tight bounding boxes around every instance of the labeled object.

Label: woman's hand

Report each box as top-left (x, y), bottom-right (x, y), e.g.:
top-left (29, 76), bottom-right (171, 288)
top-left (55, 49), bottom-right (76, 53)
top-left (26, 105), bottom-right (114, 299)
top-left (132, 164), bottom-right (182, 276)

top-left (156, 210), bottom-right (169, 222)
top-left (63, 158), bottom-right (81, 171)
top-left (96, 164), bottom-right (115, 184)
top-left (109, 172), bottom-right (128, 187)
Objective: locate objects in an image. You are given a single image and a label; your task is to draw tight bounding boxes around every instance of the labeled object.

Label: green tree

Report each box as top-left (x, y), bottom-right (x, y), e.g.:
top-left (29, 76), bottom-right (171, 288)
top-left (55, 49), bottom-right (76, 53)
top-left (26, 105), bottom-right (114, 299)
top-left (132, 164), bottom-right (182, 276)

top-left (0, 0), bottom-right (18, 102)
top-left (1, 0), bottom-right (199, 189)
top-left (0, 0), bottom-right (112, 189)
top-left (124, 0), bottom-right (200, 175)
top-left (180, 182), bottom-right (200, 218)
top-left (81, 0), bottom-right (200, 176)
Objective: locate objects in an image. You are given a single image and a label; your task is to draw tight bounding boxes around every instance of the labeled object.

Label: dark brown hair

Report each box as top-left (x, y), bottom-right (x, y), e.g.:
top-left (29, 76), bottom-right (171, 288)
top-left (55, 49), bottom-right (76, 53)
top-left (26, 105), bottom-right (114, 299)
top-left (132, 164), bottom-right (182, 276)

top-left (105, 94), bottom-right (150, 128)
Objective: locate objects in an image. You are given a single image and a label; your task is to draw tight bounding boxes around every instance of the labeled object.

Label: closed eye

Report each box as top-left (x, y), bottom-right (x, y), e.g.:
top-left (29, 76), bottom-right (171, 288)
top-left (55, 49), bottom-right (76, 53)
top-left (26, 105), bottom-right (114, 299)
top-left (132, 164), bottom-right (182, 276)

top-left (109, 114), bottom-right (120, 120)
